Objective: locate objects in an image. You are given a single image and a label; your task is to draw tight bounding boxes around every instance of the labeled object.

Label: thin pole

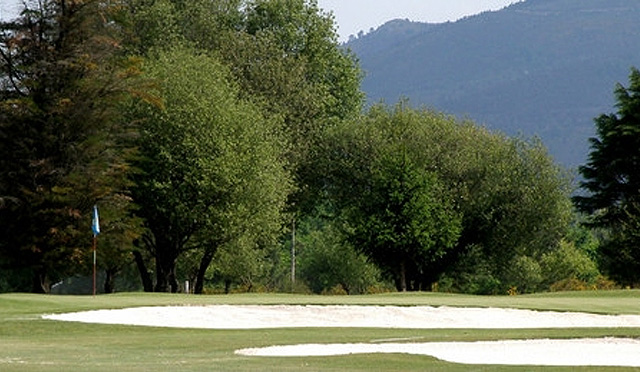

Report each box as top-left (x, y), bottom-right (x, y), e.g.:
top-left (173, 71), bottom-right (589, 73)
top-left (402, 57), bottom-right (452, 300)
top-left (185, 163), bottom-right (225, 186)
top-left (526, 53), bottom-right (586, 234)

top-left (291, 218), bottom-right (296, 287)
top-left (93, 236), bottom-right (97, 296)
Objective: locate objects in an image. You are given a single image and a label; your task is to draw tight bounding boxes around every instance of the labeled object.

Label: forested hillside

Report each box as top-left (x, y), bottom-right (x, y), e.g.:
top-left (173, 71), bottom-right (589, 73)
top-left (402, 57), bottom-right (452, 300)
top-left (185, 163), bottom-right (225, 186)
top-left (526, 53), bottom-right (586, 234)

top-left (346, 0), bottom-right (640, 167)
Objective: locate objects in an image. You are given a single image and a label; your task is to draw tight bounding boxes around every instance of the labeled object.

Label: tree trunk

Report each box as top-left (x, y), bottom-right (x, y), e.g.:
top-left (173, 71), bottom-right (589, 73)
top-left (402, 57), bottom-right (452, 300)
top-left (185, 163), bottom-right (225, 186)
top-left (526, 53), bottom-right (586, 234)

top-left (154, 263), bottom-right (169, 292)
top-left (31, 268), bottom-right (48, 294)
top-left (104, 267), bottom-right (117, 294)
top-left (194, 248), bottom-right (216, 294)
top-left (399, 261), bottom-right (407, 292)
top-left (169, 268), bottom-right (178, 293)
top-left (154, 250), bottom-right (179, 293)
top-left (133, 250), bottom-right (153, 292)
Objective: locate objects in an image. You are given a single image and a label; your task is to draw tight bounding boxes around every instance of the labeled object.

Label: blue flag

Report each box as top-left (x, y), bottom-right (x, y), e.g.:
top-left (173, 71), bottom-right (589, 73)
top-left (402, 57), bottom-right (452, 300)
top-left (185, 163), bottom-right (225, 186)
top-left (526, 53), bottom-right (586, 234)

top-left (92, 205), bottom-right (100, 236)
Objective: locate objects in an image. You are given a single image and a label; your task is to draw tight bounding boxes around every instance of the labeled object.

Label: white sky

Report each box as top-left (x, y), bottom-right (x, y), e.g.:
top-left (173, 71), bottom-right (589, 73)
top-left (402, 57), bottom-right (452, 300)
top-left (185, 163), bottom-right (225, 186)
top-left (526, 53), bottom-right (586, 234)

top-left (0, 1), bottom-right (22, 21)
top-left (317, 0), bottom-right (524, 41)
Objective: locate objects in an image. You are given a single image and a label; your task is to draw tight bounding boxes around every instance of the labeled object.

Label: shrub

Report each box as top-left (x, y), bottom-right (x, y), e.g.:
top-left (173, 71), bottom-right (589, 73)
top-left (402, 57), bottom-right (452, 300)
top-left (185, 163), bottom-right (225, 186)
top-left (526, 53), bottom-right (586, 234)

top-left (549, 275), bottom-right (619, 292)
top-left (321, 284), bottom-right (348, 296)
top-left (297, 221), bottom-right (385, 295)
top-left (541, 239), bottom-right (600, 289)
top-left (436, 245), bottom-right (503, 295)
top-left (506, 255), bottom-right (543, 294)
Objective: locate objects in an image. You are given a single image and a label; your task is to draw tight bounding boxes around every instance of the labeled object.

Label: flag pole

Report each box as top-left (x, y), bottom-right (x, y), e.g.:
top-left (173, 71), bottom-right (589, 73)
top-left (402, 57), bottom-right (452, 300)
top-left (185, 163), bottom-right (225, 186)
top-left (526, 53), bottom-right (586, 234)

top-left (91, 204), bottom-right (100, 297)
top-left (93, 235), bottom-right (97, 296)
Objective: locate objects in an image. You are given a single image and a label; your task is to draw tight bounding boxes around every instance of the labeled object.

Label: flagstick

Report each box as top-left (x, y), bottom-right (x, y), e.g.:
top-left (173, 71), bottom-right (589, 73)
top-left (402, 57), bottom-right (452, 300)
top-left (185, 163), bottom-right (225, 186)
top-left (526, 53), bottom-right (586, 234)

top-left (93, 235), bottom-right (97, 297)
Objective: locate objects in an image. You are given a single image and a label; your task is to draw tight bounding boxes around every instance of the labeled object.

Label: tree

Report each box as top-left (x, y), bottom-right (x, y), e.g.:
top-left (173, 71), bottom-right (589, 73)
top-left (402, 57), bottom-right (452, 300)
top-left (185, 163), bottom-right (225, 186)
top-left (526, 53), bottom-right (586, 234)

top-left (427, 124), bottom-right (572, 294)
top-left (175, 0), bottom-right (363, 210)
top-left (575, 67), bottom-right (640, 285)
top-left (321, 102), bottom-right (572, 293)
top-left (0, 0), bottom-right (140, 292)
top-left (121, 0), bottom-right (362, 291)
top-left (321, 103), bottom-right (462, 291)
top-left (125, 46), bottom-right (291, 292)
top-left (125, 0), bottom-right (363, 168)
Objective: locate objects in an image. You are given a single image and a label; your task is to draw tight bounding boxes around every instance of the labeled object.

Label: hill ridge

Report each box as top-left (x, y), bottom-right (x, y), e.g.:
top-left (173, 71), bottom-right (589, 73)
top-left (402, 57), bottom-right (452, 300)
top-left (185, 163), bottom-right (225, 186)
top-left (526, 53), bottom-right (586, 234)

top-left (347, 0), bottom-right (640, 167)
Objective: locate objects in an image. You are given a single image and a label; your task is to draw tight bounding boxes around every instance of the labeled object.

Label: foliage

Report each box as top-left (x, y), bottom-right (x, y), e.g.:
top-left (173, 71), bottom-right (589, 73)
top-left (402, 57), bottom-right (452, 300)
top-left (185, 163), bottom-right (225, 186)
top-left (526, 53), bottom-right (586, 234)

top-left (118, 0), bottom-right (362, 293)
top-left (0, 0), bottom-right (595, 296)
top-left (575, 67), bottom-right (640, 285)
top-left (295, 215), bottom-right (385, 295)
top-left (207, 237), bottom-right (269, 293)
top-left (431, 245), bottom-right (502, 295)
top-left (0, 0), bottom-right (140, 292)
top-left (125, 0), bottom-right (363, 209)
top-left (540, 240), bottom-right (600, 288)
top-left (125, 46), bottom-right (291, 292)
top-left (322, 102), bottom-right (573, 293)
top-left (440, 134), bottom-right (572, 293)
top-left (226, 0), bottom-right (364, 213)
top-left (321, 103), bottom-right (463, 291)
top-left (549, 276), bottom-right (619, 292)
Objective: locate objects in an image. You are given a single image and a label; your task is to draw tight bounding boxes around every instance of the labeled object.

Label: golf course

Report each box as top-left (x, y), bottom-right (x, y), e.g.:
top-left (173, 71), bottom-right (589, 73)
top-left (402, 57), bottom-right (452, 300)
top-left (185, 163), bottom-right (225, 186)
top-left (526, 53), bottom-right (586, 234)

top-left (2, 290), bottom-right (640, 371)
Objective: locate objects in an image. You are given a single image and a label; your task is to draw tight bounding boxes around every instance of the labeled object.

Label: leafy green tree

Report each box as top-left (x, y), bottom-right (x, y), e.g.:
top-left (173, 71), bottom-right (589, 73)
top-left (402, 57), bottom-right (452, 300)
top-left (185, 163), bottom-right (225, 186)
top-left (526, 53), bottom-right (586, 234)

top-left (121, 0), bottom-right (362, 291)
top-left (126, 0), bottom-right (362, 163)
top-left (574, 68), bottom-right (640, 285)
top-left (540, 239), bottom-right (600, 289)
top-left (207, 239), bottom-right (266, 294)
top-left (175, 0), bottom-right (363, 209)
top-left (412, 111), bottom-right (572, 293)
top-left (0, 0), bottom-right (140, 292)
top-left (125, 46), bottom-right (291, 292)
top-left (321, 103), bottom-right (572, 293)
top-left (321, 104), bottom-right (462, 291)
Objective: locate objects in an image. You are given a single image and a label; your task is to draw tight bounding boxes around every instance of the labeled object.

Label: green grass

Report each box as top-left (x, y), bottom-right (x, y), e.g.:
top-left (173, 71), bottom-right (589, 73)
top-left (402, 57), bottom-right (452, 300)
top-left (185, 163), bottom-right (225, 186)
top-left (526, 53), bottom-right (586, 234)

top-left (1, 290), bottom-right (640, 371)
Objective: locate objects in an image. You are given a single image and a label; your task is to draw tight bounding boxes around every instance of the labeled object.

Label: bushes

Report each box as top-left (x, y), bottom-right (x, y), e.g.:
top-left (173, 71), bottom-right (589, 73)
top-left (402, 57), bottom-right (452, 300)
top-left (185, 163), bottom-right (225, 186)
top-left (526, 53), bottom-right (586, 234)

top-left (541, 240), bottom-right (599, 287)
top-left (437, 238), bottom-right (605, 294)
top-left (297, 221), bottom-right (386, 295)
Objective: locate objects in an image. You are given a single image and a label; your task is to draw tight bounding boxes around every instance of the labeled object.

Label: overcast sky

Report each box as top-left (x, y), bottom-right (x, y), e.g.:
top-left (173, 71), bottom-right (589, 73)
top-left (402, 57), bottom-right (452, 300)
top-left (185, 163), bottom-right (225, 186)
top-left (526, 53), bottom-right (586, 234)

top-left (317, 0), bottom-right (523, 41)
top-left (0, 1), bottom-right (22, 21)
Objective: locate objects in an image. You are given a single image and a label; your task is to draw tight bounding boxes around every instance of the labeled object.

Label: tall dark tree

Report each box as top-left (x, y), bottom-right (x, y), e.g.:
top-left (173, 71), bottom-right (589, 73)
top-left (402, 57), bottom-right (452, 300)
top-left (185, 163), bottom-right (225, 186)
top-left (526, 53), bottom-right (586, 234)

top-left (0, 0), bottom-right (140, 292)
top-left (575, 67), bottom-right (640, 285)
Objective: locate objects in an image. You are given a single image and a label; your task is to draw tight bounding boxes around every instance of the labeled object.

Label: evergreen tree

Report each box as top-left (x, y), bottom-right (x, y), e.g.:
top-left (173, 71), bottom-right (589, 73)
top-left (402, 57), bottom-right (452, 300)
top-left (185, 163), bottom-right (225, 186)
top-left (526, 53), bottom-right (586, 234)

top-left (0, 0), bottom-right (140, 292)
top-left (575, 67), bottom-right (640, 285)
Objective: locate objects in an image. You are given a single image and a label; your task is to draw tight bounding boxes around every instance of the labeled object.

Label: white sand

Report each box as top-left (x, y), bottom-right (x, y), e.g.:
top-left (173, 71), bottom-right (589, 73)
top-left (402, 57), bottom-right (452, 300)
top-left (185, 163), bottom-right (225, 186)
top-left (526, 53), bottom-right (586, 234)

top-left (42, 305), bottom-right (640, 367)
top-left (236, 338), bottom-right (640, 367)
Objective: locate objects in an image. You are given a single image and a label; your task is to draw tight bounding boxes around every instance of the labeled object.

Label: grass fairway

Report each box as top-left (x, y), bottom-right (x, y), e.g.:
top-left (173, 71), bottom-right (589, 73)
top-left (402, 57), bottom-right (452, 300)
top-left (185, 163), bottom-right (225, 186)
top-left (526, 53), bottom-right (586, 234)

top-left (1, 291), bottom-right (640, 371)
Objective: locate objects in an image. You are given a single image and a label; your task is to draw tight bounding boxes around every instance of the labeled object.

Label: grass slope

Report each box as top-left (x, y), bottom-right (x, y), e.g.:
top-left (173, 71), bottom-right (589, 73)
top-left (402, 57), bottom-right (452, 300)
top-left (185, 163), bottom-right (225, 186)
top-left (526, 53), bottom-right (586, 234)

top-left (1, 291), bottom-right (639, 371)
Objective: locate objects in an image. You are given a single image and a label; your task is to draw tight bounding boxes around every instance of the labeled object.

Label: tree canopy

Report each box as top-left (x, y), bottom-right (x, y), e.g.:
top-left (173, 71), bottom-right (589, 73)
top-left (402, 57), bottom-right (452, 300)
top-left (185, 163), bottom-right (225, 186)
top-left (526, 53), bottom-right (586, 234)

top-left (125, 46), bottom-right (291, 292)
top-left (319, 103), bottom-right (573, 292)
top-left (320, 104), bottom-right (462, 290)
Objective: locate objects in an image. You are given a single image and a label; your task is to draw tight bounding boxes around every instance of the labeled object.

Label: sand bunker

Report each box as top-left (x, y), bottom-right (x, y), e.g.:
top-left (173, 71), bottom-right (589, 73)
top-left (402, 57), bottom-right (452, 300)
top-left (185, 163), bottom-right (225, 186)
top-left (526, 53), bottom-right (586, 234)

top-left (236, 338), bottom-right (640, 367)
top-left (42, 305), bottom-right (640, 367)
top-left (42, 305), bottom-right (640, 329)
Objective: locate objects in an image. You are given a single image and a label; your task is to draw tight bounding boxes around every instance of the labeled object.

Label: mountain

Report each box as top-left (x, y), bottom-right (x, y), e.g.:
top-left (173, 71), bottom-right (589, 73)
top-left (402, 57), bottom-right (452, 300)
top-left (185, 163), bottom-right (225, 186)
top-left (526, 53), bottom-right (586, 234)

top-left (345, 0), bottom-right (640, 168)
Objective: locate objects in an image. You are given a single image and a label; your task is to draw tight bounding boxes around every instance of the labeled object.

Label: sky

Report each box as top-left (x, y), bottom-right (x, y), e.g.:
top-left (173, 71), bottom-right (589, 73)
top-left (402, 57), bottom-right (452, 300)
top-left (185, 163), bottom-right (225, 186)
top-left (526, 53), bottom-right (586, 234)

top-left (1, 1), bottom-right (523, 41)
top-left (0, 1), bottom-right (22, 21)
top-left (316, 0), bottom-right (523, 41)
